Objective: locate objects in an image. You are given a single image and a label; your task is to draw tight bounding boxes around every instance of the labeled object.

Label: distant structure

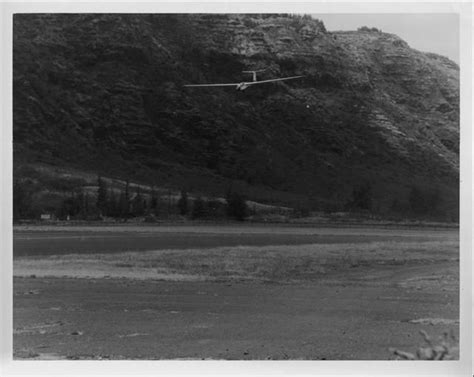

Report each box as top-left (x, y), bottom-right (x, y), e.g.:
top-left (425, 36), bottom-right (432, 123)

top-left (40, 213), bottom-right (54, 221)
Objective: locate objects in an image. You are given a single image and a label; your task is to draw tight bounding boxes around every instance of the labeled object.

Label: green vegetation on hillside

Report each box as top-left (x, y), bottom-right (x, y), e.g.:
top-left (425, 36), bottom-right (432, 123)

top-left (13, 14), bottom-right (459, 222)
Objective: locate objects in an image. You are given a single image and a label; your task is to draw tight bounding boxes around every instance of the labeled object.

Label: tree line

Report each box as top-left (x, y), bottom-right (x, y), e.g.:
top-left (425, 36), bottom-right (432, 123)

top-left (13, 175), bottom-right (455, 222)
top-left (342, 182), bottom-right (454, 221)
top-left (13, 176), bottom-right (249, 222)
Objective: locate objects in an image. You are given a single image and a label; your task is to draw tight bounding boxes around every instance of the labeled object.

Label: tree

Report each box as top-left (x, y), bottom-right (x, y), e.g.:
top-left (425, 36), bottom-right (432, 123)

top-left (58, 190), bottom-right (84, 219)
top-left (177, 190), bottom-right (189, 216)
top-left (74, 190), bottom-right (87, 219)
top-left (207, 199), bottom-right (226, 218)
top-left (13, 179), bottom-right (34, 220)
top-left (149, 186), bottom-right (159, 216)
top-left (118, 180), bottom-right (131, 219)
top-left (426, 188), bottom-right (441, 217)
top-left (345, 183), bottom-right (372, 212)
top-left (409, 185), bottom-right (443, 218)
top-left (82, 192), bottom-right (91, 218)
top-left (191, 197), bottom-right (207, 219)
top-left (107, 189), bottom-right (119, 217)
top-left (226, 191), bottom-right (248, 221)
top-left (409, 186), bottom-right (428, 216)
top-left (96, 176), bottom-right (108, 216)
top-left (131, 185), bottom-right (145, 217)
top-left (358, 26), bottom-right (380, 33)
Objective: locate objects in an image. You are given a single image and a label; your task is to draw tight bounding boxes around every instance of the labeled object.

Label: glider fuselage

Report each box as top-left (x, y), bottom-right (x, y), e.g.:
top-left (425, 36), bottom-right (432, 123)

top-left (236, 82), bottom-right (250, 90)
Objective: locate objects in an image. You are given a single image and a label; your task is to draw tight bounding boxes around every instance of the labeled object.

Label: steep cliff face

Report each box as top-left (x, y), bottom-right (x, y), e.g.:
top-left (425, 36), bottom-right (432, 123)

top-left (13, 14), bottom-right (459, 216)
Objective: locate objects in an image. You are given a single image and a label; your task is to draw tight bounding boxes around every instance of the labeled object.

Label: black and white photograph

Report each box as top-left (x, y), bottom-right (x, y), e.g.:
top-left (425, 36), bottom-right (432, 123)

top-left (2, 2), bottom-right (472, 376)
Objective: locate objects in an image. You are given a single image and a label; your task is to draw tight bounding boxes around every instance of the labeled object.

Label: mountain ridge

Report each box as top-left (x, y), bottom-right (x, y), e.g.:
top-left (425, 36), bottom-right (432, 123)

top-left (13, 14), bottom-right (459, 219)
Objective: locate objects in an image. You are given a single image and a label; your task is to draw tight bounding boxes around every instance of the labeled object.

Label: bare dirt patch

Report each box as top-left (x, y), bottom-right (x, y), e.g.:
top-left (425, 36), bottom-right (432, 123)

top-left (13, 226), bottom-right (459, 360)
top-left (13, 261), bottom-right (459, 360)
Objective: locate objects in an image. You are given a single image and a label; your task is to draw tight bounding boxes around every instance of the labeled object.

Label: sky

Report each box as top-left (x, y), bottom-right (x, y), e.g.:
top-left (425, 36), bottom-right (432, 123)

top-left (315, 14), bottom-right (459, 64)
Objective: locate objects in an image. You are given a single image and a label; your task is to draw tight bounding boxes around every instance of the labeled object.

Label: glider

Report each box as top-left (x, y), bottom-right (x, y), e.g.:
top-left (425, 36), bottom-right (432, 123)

top-left (184, 70), bottom-right (304, 91)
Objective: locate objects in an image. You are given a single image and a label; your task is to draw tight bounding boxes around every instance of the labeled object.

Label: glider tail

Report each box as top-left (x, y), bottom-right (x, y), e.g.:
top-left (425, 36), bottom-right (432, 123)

top-left (242, 69), bottom-right (266, 82)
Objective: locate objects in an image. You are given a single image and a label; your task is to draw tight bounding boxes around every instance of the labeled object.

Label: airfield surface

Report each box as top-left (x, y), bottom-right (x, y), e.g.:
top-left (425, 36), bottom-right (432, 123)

top-left (13, 224), bottom-right (459, 360)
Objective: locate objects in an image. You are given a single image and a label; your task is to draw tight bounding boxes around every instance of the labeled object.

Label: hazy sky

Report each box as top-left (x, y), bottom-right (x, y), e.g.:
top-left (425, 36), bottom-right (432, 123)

top-left (315, 14), bottom-right (459, 64)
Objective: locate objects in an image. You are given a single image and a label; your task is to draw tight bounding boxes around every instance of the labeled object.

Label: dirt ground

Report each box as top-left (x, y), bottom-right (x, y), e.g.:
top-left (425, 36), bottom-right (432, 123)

top-left (13, 225), bottom-right (459, 360)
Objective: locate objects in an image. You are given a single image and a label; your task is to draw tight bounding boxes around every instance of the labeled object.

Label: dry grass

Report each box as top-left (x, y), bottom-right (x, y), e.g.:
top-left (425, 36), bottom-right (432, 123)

top-left (390, 330), bottom-right (459, 360)
top-left (14, 240), bottom-right (458, 282)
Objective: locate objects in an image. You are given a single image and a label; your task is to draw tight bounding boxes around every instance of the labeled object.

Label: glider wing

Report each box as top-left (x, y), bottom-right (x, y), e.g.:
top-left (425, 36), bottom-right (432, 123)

top-left (246, 76), bottom-right (304, 85)
top-left (183, 83), bottom-right (239, 87)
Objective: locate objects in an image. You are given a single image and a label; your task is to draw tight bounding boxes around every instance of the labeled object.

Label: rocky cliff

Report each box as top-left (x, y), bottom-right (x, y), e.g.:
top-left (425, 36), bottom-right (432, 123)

top-left (13, 14), bottom-right (459, 218)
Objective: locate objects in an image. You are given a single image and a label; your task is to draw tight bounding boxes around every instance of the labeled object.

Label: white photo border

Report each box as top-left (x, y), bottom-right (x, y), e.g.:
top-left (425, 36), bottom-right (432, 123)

top-left (1, 2), bottom-right (472, 376)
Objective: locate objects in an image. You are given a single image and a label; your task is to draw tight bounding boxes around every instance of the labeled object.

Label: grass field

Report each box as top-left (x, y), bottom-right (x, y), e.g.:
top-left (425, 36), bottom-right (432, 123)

top-left (14, 240), bottom-right (459, 283)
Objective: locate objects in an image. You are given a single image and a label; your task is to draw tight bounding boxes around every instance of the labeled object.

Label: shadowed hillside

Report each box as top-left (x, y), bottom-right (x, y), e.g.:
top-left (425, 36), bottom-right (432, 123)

top-left (13, 14), bottom-right (459, 220)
